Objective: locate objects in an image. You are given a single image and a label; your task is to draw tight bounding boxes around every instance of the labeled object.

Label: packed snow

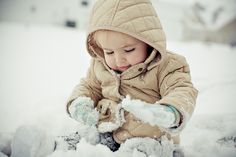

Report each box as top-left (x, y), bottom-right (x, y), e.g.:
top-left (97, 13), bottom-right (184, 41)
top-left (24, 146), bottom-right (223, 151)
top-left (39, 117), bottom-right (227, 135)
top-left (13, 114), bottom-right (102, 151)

top-left (121, 96), bottom-right (177, 129)
top-left (0, 21), bottom-right (236, 157)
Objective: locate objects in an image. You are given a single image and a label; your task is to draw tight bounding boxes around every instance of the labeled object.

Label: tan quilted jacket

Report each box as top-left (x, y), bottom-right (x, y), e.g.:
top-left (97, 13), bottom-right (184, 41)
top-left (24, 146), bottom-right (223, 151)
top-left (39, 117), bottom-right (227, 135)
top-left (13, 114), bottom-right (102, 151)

top-left (67, 0), bottom-right (198, 144)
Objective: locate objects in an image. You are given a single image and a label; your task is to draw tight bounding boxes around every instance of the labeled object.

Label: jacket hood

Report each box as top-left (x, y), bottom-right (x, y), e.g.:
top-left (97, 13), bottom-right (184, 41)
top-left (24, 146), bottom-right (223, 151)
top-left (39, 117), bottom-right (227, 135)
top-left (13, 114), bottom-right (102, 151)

top-left (86, 0), bottom-right (167, 62)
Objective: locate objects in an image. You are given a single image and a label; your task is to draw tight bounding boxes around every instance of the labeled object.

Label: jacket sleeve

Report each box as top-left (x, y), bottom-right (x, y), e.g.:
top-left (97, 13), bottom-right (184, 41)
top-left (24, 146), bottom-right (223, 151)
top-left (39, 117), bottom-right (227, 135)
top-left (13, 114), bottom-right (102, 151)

top-left (157, 52), bottom-right (198, 133)
top-left (66, 58), bottom-right (102, 114)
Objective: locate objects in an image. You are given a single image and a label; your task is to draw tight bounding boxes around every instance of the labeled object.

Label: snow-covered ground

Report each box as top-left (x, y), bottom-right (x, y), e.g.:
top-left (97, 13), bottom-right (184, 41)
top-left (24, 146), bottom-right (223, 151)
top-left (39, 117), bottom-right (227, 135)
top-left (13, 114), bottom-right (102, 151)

top-left (0, 21), bottom-right (236, 156)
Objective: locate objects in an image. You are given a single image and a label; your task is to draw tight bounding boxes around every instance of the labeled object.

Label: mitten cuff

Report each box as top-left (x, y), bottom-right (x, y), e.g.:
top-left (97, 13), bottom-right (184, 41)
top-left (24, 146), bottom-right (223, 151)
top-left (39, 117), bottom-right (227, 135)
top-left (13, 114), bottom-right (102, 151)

top-left (166, 105), bottom-right (181, 128)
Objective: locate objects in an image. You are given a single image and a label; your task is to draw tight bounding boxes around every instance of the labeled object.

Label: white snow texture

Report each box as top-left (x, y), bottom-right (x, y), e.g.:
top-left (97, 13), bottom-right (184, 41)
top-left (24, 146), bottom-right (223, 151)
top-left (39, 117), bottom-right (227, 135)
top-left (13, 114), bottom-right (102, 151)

top-left (121, 96), bottom-right (176, 128)
top-left (2, 125), bottom-right (175, 157)
top-left (98, 103), bottom-right (126, 133)
top-left (10, 125), bottom-right (55, 157)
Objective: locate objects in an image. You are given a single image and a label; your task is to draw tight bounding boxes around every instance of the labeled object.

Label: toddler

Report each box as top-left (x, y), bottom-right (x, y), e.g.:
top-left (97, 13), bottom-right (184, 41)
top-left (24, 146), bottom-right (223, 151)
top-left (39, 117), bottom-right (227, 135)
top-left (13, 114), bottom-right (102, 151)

top-left (67, 0), bottom-right (198, 156)
top-left (1, 0), bottom-right (198, 157)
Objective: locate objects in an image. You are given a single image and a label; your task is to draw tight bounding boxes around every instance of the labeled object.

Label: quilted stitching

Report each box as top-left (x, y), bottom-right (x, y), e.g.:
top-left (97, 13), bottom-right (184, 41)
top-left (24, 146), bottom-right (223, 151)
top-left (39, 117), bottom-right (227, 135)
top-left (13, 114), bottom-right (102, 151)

top-left (87, 0), bottom-right (166, 59)
top-left (116, 2), bottom-right (149, 12)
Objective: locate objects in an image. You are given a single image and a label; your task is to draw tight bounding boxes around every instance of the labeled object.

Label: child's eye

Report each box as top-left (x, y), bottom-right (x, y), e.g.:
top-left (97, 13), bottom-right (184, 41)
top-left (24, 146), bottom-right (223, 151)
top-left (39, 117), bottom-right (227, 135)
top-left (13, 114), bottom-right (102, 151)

top-left (105, 51), bottom-right (114, 55)
top-left (125, 48), bottom-right (135, 53)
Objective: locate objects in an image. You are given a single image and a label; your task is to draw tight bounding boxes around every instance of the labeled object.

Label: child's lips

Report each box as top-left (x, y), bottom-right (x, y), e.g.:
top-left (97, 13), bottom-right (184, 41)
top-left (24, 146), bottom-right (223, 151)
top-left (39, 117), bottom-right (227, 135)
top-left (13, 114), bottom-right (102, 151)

top-left (118, 65), bottom-right (130, 71)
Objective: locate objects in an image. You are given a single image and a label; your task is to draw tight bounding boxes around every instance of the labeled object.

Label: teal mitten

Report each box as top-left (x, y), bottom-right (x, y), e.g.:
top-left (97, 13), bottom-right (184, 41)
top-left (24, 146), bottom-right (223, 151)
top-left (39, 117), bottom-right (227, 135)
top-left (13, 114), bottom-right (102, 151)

top-left (69, 97), bottom-right (99, 126)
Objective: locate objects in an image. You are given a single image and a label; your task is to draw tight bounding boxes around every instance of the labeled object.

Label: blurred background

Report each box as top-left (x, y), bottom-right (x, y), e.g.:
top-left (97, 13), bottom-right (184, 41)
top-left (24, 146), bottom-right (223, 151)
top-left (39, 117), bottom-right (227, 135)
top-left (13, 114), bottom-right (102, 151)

top-left (0, 0), bottom-right (236, 45)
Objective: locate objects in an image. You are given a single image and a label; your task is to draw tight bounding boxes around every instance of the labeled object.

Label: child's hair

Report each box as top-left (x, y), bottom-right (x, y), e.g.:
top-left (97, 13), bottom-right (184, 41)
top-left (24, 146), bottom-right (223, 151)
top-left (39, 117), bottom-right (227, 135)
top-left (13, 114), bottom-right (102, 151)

top-left (87, 31), bottom-right (105, 58)
top-left (92, 30), bottom-right (109, 49)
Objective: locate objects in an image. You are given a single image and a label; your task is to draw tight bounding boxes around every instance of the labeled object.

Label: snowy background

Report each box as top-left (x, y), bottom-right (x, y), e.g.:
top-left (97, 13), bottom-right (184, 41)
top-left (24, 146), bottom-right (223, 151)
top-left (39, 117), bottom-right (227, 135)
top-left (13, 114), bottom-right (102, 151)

top-left (1, 0), bottom-right (236, 156)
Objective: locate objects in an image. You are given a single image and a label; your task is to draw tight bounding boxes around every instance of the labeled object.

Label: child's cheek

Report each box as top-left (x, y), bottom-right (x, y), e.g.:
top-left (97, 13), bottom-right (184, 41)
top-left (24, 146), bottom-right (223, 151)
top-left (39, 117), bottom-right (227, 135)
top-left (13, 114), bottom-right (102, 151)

top-left (105, 57), bottom-right (117, 70)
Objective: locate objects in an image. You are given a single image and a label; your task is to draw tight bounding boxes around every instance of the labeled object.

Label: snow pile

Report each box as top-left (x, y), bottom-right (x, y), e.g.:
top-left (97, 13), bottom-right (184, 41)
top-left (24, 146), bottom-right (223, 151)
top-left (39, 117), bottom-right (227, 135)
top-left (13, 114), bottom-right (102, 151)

top-left (50, 136), bottom-right (174, 157)
top-left (71, 125), bottom-right (100, 145)
top-left (49, 114), bottom-right (236, 157)
top-left (116, 137), bottom-right (174, 157)
top-left (181, 114), bottom-right (236, 157)
top-left (49, 139), bottom-right (113, 157)
top-left (10, 125), bottom-right (55, 157)
top-left (0, 125), bottom-right (175, 157)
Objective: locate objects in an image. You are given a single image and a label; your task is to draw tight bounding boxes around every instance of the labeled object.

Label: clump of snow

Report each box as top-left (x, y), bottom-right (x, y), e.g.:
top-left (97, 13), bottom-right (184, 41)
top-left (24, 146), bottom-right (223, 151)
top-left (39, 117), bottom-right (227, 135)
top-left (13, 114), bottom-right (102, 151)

top-left (49, 138), bottom-right (113, 157)
top-left (116, 136), bottom-right (174, 157)
top-left (55, 124), bottom-right (100, 147)
top-left (11, 125), bottom-right (55, 157)
top-left (98, 104), bottom-right (126, 133)
top-left (74, 125), bottom-right (100, 145)
top-left (121, 96), bottom-right (175, 128)
top-left (49, 136), bottom-right (175, 157)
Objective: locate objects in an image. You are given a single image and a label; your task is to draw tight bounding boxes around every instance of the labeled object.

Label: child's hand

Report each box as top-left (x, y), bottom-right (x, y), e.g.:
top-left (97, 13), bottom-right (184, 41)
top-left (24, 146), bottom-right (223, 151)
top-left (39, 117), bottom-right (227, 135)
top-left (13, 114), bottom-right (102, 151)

top-left (121, 97), bottom-right (180, 128)
top-left (69, 97), bottom-right (99, 126)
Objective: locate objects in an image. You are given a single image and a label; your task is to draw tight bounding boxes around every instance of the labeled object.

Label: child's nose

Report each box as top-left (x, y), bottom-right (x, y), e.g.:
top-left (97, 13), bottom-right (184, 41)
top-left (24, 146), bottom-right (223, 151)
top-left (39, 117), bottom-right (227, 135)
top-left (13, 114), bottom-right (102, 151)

top-left (115, 54), bottom-right (125, 66)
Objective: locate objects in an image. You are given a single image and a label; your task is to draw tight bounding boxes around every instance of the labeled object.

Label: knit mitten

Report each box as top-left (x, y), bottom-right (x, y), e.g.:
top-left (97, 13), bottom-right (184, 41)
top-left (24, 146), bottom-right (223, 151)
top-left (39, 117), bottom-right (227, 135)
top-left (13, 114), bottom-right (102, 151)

top-left (69, 97), bottom-right (99, 126)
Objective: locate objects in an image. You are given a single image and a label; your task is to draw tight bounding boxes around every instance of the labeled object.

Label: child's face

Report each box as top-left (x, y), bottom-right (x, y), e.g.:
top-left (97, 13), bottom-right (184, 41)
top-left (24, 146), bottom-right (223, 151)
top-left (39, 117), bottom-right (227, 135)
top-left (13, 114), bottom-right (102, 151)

top-left (95, 31), bottom-right (148, 72)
